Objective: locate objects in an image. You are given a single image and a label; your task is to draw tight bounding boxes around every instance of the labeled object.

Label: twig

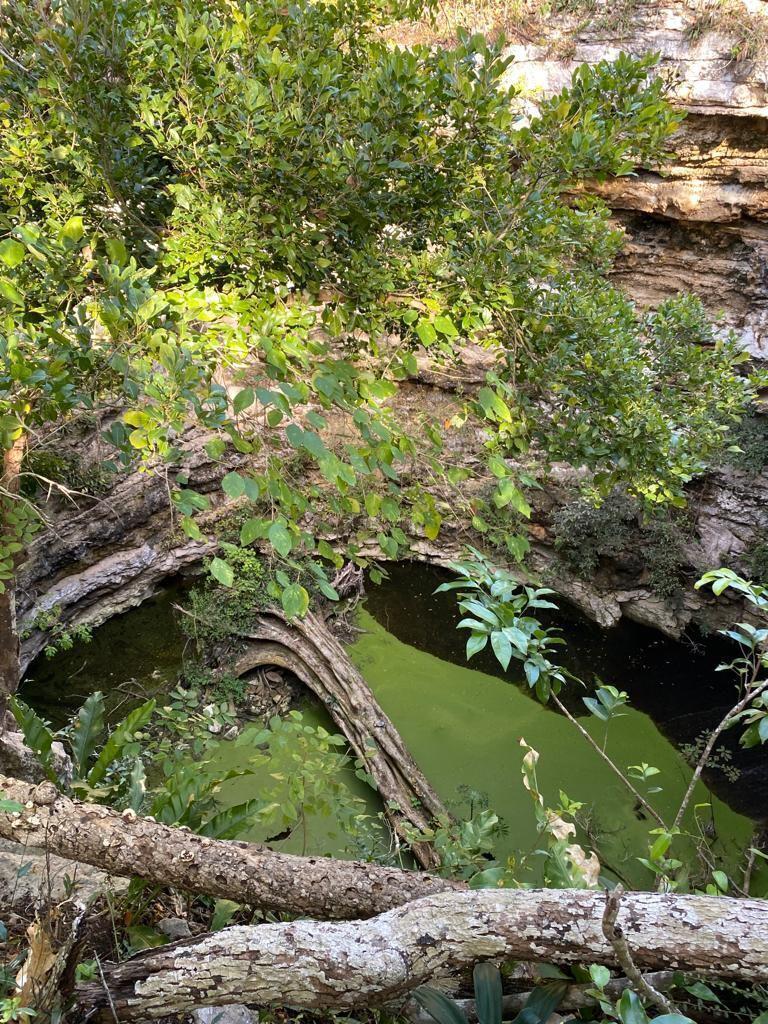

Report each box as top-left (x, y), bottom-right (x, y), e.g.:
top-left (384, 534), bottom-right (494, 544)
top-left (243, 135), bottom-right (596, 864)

top-left (601, 885), bottom-right (676, 1017)
top-left (672, 677), bottom-right (768, 830)
top-left (551, 694), bottom-right (666, 828)
top-left (95, 953), bottom-right (120, 1024)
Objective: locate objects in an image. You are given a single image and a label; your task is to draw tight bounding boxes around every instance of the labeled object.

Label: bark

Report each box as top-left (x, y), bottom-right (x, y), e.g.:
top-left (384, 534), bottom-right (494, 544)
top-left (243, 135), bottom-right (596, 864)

top-left (75, 888), bottom-right (768, 1021)
top-left (0, 437), bottom-right (26, 714)
top-left (0, 775), bottom-right (461, 919)
top-left (231, 610), bottom-right (449, 868)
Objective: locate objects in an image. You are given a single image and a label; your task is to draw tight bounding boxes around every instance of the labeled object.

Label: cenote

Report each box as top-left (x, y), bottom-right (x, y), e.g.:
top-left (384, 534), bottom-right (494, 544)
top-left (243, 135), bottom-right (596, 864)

top-left (22, 561), bottom-right (768, 891)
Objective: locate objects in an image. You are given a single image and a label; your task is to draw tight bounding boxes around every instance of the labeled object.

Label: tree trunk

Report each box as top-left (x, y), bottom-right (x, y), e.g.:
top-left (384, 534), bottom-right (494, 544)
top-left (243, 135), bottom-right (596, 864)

top-left (75, 888), bottom-right (768, 1021)
top-left (230, 610), bottom-right (448, 868)
top-left (0, 775), bottom-right (461, 919)
top-left (0, 437), bottom-right (26, 717)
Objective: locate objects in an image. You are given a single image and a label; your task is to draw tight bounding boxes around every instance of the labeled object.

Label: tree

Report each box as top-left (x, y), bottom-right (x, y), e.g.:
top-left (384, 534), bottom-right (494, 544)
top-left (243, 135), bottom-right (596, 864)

top-left (0, 0), bottom-right (756, 700)
top-left (0, 221), bottom-right (226, 705)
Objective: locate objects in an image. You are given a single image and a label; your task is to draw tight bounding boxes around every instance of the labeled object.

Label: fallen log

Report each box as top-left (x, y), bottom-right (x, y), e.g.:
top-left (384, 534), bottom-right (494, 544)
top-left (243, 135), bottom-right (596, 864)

top-left (75, 888), bottom-right (768, 1021)
top-left (0, 774), bottom-right (461, 919)
top-left (230, 610), bottom-right (448, 867)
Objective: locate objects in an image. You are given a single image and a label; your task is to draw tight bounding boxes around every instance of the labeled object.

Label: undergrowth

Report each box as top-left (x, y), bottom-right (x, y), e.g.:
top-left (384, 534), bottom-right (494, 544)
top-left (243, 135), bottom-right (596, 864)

top-left (551, 492), bottom-right (687, 600)
top-left (722, 411), bottom-right (768, 476)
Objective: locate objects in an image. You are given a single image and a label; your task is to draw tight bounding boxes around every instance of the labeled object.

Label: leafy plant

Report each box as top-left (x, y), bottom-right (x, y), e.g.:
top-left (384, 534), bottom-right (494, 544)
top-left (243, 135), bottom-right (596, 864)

top-left (10, 691), bottom-right (155, 798)
top-left (1, 0), bottom-right (758, 710)
top-left (413, 962), bottom-right (566, 1024)
top-left (436, 548), bottom-right (568, 702)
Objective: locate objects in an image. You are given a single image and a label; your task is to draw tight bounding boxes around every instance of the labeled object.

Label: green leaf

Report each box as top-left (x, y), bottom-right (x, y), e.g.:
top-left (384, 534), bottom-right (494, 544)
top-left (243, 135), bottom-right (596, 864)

top-left (221, 471), bottom-right (245, 498)
top-left (466, 633), bottom-right (488, 659)
top-left (474, 963), bottom-right (502, 1024)
top-left (268, 521), bottom-right (292, 557)
top-left (70, 691), bottom-right (106, 780)
top-left (200, 799), bottom-right (262, 839)
top-left (0, 238), bottom-right (25, 268)
top-left (205, 437), bottom-right (227, 460)
top-left (210, 899), bottom-right (240, 931)
top-left (210, 557), bottom-right (235, 587)
top-left (511, 982), bottom-right (568, 1024)
top-left (712, 870), bottom-right (728, 892)
top-left (281, 583), bottom-right (309, 618)
top-left (240, 517), bottom-right (263, 545)
top-left (412, 986), bottom-right (467, 1024)
top-left (127, 924), bottom-right (167, 950)
top-left (684, 981), bottom-right (720, 1003)
top-left (0, 277), bottom-right (24, 306)
top-left (493, 480), bottom-right (531, 517)
top-left (478, 387), bottom-right (511, 423)
top-left (416, 320), bottom-right (437, 346)
top-left (434, 315), bottom-right (458, 337)
top-left (126, 757), bottom-right (147, 812)
top-left (87, 699), bottom-right (156, 785)
top-left (490, 630), bottom-right (512, 671)
top-left (105, 237), bottom-right (128, 265)
top-left (233, 387), bottom-right (255, 414)
top-left (10, 697), bottom-right (55, 779)
top-left (617, 989), bottom-right (649, 1024)
top-left (650, 1017), bottom-right (697, 1023)
top-left (460, 600), bottom-right (499, 626)
top-left (469, 866), bottom-right (507, 888)
top-left (61, 215), bottom-right (84, 244)
top-left (589, 965), bottom-right (610, 989)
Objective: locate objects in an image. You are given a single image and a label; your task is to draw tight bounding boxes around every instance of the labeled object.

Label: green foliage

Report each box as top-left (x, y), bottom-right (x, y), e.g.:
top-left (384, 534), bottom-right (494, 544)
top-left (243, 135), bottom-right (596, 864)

top-left (250, 711), bottom-right (380, 854)
top-left (745, 533), bottom-right (768, 585)
top-left (414, 963), bottom-right (566, 1024)
top-left (552, 492), bottom-right (686, 599)
top-left (722, 411), bottom-right (768, 476)
top-left (21, 448), bottom-right (114, 500)
top-left (583, 684), bottom-right (628, 722)
top-left (0, 0), bottom-right (757, 627)
top-left (9, 681), bottom-right (377, 849)
top-left (552, 492), bottom-right (637, 578)
top-left (19, 604), bottom-right (93, 658)
top-left (437, 548), bottom-right (567, 702)
top-left (610, 990), bottom-right (694, 1023)
top-left (183, 548), bottom-right (274, 645)
top-left (10, 691), bottom-right (156, 795)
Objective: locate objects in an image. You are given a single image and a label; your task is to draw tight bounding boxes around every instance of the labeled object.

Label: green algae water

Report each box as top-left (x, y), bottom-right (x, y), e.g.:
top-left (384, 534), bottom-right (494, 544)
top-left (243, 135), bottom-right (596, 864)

top-left (350, 606), bottom-right (751, 886)
top-left (21, 564), bottom-right (767, 888)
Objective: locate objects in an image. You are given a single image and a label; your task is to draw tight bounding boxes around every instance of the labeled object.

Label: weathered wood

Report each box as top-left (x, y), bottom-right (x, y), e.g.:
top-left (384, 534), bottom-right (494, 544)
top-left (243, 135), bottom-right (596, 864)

top-left (232, 610), bottom-right (448, 867)
top-left (0, 775), bottom-right (461, 919)
top-left (76, 888), bottom-right (768, 1020)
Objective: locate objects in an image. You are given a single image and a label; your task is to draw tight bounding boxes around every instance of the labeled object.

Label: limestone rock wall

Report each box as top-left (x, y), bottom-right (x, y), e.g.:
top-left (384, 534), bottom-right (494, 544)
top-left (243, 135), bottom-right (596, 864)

top-left (501, 0), bottom-right (768, 355)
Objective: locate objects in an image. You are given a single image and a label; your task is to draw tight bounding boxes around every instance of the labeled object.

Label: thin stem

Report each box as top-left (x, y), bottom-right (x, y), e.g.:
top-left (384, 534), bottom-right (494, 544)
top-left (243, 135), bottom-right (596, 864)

top-left (672, 675), bottom-right (768, 831)
top-left (601, 885), bottom-right (677, 1017)
top-left (551, 694), bottom-right (666, 828)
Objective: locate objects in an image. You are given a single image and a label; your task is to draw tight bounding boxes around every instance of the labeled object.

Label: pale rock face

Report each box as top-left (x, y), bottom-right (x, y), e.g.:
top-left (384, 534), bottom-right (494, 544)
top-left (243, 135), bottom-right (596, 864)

top-left (0, 838), bottom-right (126, 911)
top-left (500, 0), bottom-right (768, 357)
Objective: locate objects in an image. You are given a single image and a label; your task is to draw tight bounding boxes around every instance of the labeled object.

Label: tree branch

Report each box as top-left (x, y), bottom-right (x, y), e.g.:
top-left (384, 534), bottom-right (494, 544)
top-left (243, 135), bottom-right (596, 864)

top-left (0, 774), bottom-right (460, 920)
top-left (75, 888), bottom-right (768, 1021)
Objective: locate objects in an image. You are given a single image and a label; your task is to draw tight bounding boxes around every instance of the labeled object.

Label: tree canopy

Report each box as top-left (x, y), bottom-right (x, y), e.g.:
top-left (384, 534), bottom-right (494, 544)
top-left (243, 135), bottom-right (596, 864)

top-left (0, 0), bottom-right (757, 648)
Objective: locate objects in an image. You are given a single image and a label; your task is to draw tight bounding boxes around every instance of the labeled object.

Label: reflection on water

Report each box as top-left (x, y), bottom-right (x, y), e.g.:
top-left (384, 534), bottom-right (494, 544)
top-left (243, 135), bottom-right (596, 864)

top-left (362, 562), bottom-right (768, 825)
